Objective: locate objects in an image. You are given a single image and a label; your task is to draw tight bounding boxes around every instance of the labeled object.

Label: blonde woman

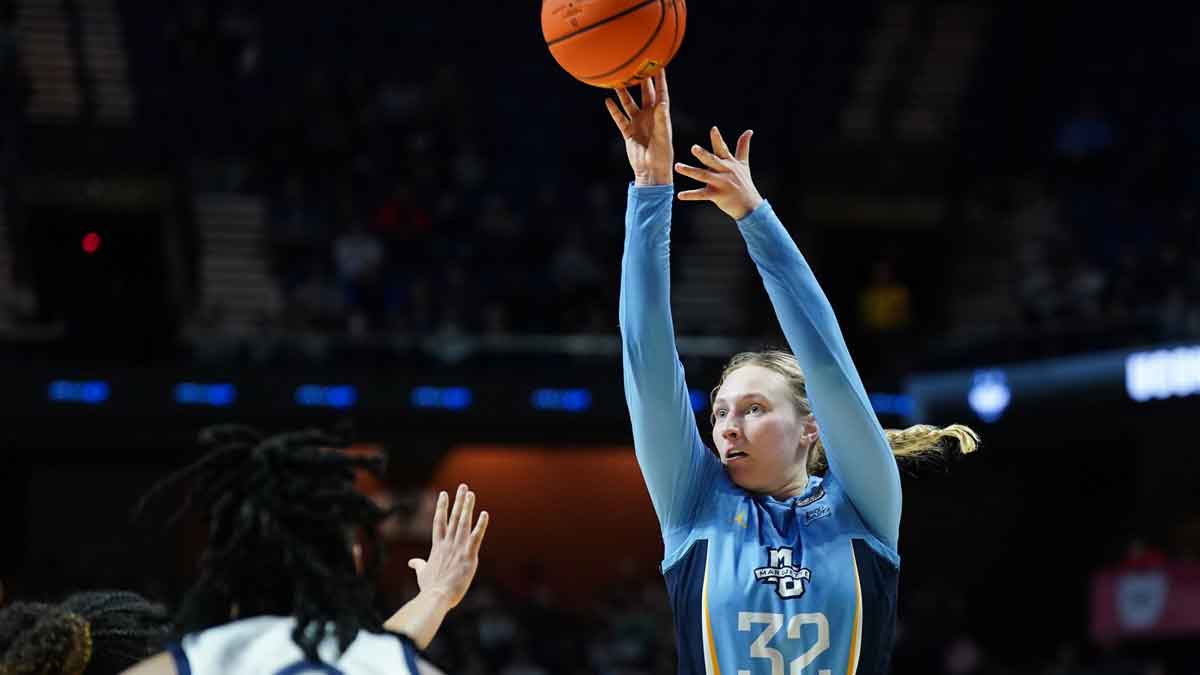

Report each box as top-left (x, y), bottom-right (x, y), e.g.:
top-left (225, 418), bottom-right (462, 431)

top-left (608, 69), bottom-right (977, 674)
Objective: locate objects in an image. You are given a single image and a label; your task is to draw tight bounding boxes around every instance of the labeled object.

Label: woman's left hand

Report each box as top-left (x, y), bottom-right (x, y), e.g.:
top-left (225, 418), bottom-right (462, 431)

top-left (407, 484), bottom-right (488, 610)
top-left (674, 126), bottom-right (764, 220)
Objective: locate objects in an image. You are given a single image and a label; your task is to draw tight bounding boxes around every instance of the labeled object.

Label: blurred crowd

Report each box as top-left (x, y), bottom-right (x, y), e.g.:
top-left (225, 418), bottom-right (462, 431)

top-left (936, 3), bottom-right (1200, 366)
top-left (945, 97), bottom-right (1200, 365)
top-left (136, 0), bottom-right (866, 345)
top-left (0, 0), bottom-right (1194, 363)
top-left (0, 0), bottom-right (29, 180)
top-left (147, 0), bottom-right (640, 338)
top-left (145, 0), bottom-right (1199, 365)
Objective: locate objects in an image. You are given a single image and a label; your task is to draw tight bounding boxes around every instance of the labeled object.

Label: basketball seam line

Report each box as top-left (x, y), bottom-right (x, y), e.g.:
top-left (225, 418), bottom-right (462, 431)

top-left (545, 0), bottom-right (660, 48)
top-left (668, 0), bottom-right (684, 61)
top-left (579, 0), bottom-right (667, 81)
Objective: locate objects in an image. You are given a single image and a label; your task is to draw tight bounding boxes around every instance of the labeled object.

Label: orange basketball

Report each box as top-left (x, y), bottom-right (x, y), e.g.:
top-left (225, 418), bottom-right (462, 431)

top-left (542, 0), bottom-right (687, 89)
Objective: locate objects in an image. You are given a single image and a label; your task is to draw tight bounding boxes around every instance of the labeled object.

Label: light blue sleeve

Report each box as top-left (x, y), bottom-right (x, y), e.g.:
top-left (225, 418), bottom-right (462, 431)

top-left (620, 183), bottom-right (720, 557)
top-left (736, 200), bottom-right (903, 549)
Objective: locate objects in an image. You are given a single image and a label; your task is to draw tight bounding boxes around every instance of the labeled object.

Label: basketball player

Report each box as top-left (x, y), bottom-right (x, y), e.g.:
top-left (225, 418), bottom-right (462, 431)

top-left (606, 68), bottom-right (978, 674)
top-left (123, 426), bottom-right (487, 675)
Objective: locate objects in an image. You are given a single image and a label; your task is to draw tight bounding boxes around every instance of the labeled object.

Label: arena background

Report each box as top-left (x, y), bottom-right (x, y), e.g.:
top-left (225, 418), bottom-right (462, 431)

top-left (1, 1), bottom-right (1199, 673)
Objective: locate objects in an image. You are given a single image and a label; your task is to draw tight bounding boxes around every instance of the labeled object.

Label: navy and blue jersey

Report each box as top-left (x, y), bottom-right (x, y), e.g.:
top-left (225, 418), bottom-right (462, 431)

top-left (620, 185), bottom-right (901, 675)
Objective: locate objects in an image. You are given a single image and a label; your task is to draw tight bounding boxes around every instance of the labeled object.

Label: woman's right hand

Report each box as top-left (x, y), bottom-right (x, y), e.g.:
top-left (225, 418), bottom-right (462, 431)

top-left (606, 68), bottom-right (673, 186)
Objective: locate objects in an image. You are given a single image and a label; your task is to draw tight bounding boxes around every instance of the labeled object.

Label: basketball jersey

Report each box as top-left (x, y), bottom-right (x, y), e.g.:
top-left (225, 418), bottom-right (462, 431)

top-left (620, 185), bottom-right (903, 675)
top-left (661, 468), bottom-right (898, 675)
top-left (168, 616), bottom-right (427, 675)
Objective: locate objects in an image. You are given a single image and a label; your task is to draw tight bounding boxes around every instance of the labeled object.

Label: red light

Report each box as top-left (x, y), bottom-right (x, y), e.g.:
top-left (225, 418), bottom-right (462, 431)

top-left (82, 232), bottom-right (101, 254)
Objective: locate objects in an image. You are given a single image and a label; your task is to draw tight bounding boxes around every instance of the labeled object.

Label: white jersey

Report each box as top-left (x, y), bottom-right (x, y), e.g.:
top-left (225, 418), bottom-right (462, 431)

top-left (168, 616), bottom-right (434, 675)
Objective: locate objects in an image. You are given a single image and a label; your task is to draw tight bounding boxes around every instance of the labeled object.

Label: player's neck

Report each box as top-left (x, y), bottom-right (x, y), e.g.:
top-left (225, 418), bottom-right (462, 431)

top-left (767, 468), bottom-right (811, 501)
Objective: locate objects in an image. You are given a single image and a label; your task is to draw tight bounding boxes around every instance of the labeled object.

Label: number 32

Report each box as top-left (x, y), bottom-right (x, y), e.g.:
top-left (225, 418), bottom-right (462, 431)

top-left (736, 611), bottom-right (831, 675)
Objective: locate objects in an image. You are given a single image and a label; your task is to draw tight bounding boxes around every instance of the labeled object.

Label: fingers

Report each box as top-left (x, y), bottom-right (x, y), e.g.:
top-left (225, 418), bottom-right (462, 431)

top-left (652, 67), bottom-right (670, 122)
top-left (675, 162), bottom-right (722, 203)
top-left (640, 75), bottom-right (657, 110)
top-left (605, 98), bottom-right (631, 137)
top-left (675, 161), bottom-right (718, 184)
top-left (615, 87), bottom-right (639, 120)
top-left (431, 490), bottom-right (449, 542)
top-left (690, 143), bottom-right (726, 171)
top-left (408, 558), bottom-right (426, 573)
top-left (710, 126), bottom-right (734, 159)
top-left (735, 129), bottom-right (753, 163)
top-left (677, 188), bottom-right (711, 201)
top-left (446, 484), bottom-right (466, 539)
top-left (655, 67), bottom-right (669, 106)
top-left (456, 489), bottom-right (476, 543)
top-left (469, 510), bottom-right (489, 557)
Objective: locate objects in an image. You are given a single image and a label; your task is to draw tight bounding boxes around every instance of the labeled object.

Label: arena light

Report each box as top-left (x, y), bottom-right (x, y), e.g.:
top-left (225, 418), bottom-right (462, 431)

top-left (295, 384), bottom-right (358, 409)
top-left (1125, 345), bottom-right (1200, 402)
top-left (967, 370), bottom-right (1010, 423)
top-left (410, 386), bottom-right (473, 411)
top-left (869, 392), bottom-right (915, 417)
top-left (81, 232), bottom-right (102, 254)
top-left (174, 382), bottom-right (236, 407)
top-left (47, 379), bottom-right (110, 404)
top-left (531, 388), bottom-right (593, 413)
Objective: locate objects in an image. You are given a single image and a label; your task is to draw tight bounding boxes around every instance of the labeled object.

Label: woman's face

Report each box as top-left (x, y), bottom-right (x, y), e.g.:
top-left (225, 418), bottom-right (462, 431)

top-left (711, 365), bottom-right (815, 493)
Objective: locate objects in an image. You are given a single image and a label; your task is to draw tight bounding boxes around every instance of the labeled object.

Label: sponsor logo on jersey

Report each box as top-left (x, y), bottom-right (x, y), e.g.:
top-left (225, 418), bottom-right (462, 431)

top-left (753, 547), bottom-right (812, 599)
top-left (803, 504), bottom-right (832, 525)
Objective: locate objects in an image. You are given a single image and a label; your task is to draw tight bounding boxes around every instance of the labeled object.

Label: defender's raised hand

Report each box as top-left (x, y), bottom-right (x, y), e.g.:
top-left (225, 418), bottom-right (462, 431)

top-left (384, 484), bottom-right (489, 649)
top-left (606, 68), bottom-right (673, 186)
top-left (407, 484), bottom-right (488, 609)
top-left (674, 126), bottom-right (764, 220)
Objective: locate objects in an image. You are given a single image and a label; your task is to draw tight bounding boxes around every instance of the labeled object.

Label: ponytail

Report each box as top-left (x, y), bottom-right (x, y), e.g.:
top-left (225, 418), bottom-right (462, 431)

top-left (807, 423), bottom-right (980, 475)
top-left (0, 591), bottom-right (168, 675)
top-left (0, 604), bottom-right (92, 675)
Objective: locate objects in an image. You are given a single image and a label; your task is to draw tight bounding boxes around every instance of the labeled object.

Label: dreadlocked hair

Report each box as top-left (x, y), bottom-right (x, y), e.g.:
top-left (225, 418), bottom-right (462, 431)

top-left (712, 351), bottom-right (981, 475)
top-left (0, 591), bottom-right (169, 675)
top-left (135, 424), bottom-right (390, 663)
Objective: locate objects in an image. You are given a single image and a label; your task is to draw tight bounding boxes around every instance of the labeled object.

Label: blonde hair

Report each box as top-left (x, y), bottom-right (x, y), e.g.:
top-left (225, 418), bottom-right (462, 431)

top-left (711, 350), bottom-right (979, 475)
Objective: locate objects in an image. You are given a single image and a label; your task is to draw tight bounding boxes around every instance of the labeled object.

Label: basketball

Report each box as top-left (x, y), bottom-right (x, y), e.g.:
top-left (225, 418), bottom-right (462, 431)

top-left (542, 0), bottom-right (687, 89)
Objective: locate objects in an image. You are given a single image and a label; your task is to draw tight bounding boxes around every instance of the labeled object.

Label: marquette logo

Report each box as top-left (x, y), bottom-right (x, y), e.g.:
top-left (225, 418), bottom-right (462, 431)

top-left (753, 547), bottom-right (811, 599)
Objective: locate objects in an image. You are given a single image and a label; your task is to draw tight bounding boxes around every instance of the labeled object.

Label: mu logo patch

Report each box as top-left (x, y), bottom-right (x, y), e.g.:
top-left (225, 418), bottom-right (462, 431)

top-left (753, 546), bottom-right (812, 599)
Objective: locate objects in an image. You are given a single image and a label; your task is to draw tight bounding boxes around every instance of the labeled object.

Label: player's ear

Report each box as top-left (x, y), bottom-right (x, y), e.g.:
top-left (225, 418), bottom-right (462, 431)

top-left (800, 415), bottom-right (820, 447)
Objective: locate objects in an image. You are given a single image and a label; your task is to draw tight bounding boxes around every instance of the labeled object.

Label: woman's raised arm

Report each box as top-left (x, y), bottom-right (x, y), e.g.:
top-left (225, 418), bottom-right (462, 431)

top-left (676, 128), bottom-right (902, 548)
top-left (610, 70), bottom-right (719, 549)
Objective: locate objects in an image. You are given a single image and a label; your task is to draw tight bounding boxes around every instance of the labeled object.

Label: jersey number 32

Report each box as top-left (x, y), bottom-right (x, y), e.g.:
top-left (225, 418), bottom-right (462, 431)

top-left (736, 611), bottom-right (831, 675)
